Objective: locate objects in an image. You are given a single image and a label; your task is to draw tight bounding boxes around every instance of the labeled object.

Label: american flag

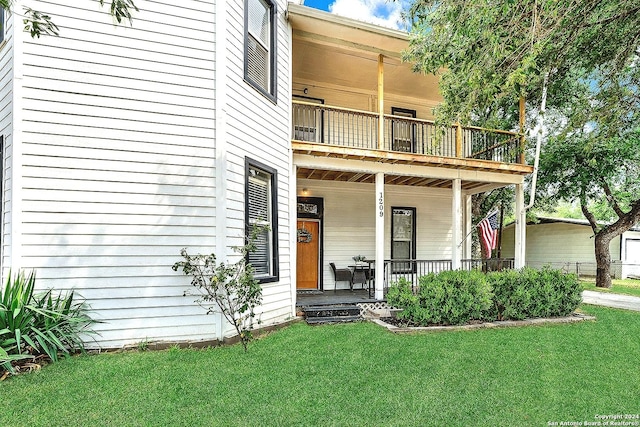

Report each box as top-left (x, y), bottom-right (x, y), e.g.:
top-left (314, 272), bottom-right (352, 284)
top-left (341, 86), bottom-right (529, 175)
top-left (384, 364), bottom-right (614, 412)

top-left (477, 211), bottom-right (499, 258)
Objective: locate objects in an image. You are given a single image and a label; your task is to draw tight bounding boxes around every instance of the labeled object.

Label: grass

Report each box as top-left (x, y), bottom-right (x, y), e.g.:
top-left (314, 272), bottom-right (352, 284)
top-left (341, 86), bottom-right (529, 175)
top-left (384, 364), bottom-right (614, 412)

top-left (581, 277), bottom-right (640, 297)
top-left (1, 305), bottom-right (639, 426)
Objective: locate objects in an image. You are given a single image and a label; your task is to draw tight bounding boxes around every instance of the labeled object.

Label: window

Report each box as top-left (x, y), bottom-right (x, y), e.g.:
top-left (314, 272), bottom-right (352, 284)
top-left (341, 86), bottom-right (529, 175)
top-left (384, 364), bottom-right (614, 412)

top-left (245, 159), bottom-right (279, 282)
top-left (0, 7), bottom-right (5, 45)
top-left (244, 0), bottom-right (277, 100)
top-left (391, 207), bottom-right (416, 273)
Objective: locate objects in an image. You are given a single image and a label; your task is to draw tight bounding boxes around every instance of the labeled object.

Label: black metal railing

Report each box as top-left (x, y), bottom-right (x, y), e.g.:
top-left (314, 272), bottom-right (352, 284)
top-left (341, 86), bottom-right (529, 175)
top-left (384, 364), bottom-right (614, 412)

top-left (379, 258), bottom-right (516, 293)
top-left (292, 101), bottom-right (523, 164)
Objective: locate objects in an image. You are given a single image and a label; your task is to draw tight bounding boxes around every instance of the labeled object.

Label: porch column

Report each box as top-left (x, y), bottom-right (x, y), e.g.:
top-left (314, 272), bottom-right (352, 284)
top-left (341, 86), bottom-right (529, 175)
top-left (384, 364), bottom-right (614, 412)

top-left (514, 183), bottom-right (526, 268)
top-left (452, 179), bottom-right (462, 270)
top-left (375, 172), bottom-right (385, 300)
top-left (377, 54), bottom-right (384, 150)
top-left (464, 194), bottom-right (472, 259)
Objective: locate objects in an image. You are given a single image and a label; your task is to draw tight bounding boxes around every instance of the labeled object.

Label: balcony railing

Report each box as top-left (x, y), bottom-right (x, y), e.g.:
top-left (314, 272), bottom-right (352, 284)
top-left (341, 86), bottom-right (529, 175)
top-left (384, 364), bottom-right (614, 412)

top-left (293, 101), bottom-right (523, 164)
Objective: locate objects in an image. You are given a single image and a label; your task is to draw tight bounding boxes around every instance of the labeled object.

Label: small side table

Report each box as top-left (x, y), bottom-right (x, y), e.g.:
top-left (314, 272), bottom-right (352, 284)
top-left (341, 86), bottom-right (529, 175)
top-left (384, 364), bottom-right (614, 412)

top-left (349, 263), bottom-right (374, 297)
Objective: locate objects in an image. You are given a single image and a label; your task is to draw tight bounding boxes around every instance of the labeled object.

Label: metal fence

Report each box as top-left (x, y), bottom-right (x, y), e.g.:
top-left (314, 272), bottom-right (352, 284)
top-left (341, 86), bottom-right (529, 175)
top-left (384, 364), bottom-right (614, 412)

top-left (524, 261), bottom-right (640, 280)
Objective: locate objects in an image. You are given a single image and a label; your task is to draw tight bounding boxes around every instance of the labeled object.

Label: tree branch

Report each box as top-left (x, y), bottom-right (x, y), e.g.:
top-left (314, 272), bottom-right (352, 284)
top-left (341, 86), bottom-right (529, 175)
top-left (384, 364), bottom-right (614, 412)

top-left (580, 190), bottom-right (599, 234)
top-left (581, 6), bottom-right (640, 28)
top-left (601, 180), bottom-right (625, 218)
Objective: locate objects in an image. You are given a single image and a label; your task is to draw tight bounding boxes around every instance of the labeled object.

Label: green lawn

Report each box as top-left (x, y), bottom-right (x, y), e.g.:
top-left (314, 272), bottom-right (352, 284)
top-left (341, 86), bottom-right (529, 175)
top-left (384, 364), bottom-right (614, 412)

top-left (581, 277), bottom-right (640, 297)
top-left (1, 305), bottom-right (639, 426)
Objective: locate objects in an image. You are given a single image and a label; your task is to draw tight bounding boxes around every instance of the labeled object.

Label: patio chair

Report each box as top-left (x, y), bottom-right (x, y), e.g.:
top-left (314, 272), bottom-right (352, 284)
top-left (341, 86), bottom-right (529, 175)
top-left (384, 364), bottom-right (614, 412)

top-left (330, 262), bottom-right (353, 292)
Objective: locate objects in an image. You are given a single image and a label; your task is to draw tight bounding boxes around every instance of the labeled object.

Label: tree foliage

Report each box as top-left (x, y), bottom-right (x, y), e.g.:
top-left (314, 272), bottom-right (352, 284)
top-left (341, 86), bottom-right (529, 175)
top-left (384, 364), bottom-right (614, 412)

top-left (0, 0), bottom-right (139, 38)
top-left (403, 0), bottom-right (640, 127)
top-left (404, 0), bottom-right (640, 287)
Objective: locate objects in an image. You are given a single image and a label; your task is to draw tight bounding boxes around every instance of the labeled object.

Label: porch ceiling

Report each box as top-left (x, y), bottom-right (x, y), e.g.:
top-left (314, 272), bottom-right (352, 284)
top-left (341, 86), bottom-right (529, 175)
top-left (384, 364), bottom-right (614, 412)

top-left (297, 167), bottom-right (497, 192)
top-left (288, 3), bottom-right (442, 100)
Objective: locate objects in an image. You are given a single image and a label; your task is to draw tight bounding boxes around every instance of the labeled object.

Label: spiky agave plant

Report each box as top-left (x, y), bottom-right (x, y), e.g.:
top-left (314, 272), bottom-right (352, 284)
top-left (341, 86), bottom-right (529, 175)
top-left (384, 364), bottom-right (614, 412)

top-left (0, 270), bottom-right (97, 373)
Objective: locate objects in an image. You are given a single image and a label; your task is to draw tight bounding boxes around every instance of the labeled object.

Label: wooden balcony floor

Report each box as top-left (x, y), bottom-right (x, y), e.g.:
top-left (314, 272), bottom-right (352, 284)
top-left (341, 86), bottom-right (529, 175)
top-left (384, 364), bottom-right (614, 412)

top-left (293, 141), bottom-right (532, 174)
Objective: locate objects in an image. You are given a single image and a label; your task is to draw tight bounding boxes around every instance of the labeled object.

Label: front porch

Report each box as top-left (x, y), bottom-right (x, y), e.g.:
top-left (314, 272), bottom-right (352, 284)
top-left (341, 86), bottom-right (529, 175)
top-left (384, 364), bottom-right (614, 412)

top-left (296, 258), bottom-right (516, 308)
top-left (293, 166), bottom-right (528, 300)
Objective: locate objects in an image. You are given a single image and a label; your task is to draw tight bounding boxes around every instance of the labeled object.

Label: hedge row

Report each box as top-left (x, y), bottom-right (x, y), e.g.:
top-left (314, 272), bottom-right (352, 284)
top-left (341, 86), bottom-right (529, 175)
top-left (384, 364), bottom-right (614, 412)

top-left (386, 267), bottom-right (582, 326)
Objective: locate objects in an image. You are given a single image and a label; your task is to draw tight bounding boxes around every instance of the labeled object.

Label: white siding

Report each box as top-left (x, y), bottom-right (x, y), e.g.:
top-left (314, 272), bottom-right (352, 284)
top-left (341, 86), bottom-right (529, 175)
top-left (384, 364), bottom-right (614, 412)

top-left (621, 230), bottom-right (640, 279)
top-left (298, 179), bottom-right (453, 290)
top-left (502, 222), bottom-right (622, 276)
top-left (15, 1), bottom-right (219, 348)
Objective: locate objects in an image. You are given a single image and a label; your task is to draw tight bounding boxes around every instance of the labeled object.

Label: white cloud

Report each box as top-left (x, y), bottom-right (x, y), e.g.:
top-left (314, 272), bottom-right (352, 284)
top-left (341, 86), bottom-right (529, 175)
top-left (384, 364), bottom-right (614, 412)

top-left (328, 0), bottom-right (406, 30)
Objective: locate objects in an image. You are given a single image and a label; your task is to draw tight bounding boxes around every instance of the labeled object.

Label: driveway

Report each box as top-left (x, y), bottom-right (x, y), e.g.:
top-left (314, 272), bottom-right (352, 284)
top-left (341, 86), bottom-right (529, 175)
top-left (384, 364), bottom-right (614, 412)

top-left (582, 290), bottom-right (640, 312)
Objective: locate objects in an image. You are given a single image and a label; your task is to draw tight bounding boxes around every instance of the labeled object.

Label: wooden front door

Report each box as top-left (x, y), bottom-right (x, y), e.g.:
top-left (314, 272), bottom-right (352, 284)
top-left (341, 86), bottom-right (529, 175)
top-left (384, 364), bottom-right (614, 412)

top-left (296, 220), bottom-right (320, 289)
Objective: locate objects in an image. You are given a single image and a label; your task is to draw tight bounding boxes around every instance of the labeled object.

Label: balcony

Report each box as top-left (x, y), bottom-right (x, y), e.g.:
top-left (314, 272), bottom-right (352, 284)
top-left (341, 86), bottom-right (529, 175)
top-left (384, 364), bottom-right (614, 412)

top-left (292, 101), bottom-right (526, 171)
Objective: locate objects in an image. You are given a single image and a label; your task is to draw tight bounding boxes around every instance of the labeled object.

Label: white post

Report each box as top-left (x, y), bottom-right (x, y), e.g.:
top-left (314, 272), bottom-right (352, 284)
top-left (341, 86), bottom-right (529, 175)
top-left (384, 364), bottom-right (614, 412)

top-left (464, 195), bottom-right (473, 259)
top-left (452, 179), bottom-right (462, 270)
top-left (375, 172), bottom-right (385, 300)
top-left (515, 183), bottom-right (526, 268)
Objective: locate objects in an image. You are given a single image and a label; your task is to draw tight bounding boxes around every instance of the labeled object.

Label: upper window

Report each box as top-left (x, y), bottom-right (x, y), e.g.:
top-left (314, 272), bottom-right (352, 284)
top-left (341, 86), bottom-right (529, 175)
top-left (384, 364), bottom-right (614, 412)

top-left (391, 207), bottom-right (416, 273)
top-left (0, 7), bottom-right (6, 45)
top-left (245, 159), bottom-right (279, 283)
top-left (244, 0), bottom-right (277, 101)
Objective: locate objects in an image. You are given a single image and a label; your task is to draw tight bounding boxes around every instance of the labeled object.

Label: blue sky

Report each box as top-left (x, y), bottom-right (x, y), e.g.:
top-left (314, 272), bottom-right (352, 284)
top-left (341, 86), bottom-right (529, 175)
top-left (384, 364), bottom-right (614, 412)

top-left (301, 0), bottom-right (406, 30)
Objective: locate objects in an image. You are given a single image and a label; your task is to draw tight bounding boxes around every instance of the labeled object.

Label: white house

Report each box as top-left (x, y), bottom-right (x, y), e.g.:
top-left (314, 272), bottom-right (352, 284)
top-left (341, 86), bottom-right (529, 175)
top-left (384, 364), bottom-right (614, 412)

top-left (0, 1), bottom-right (533, 349)
top-left (501, 217), bottom-right (640, 279)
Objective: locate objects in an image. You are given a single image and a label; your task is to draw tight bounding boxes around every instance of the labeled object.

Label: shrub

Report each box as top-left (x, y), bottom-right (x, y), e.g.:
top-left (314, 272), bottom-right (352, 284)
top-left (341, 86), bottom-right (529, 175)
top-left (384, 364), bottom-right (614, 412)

top-left (388, 270), bottom-right (493, 326)
top-left (172, 227), bottom-right (265, 352)
top-left (387, 267), bottom-right (582, 327)
top-left (1, 270), bottom-right (97, 374)
top-left (488, 267), bottom-right (582, 320)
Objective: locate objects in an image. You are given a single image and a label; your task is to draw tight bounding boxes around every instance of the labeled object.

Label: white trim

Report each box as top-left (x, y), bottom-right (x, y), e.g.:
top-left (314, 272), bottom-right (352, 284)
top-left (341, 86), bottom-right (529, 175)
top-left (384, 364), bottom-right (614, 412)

top-left (288, 15), bottom-right (297, 312)
top-left (215, 0), bottom-right (229, 340)
top-left (287, 2), bottom-right (409, 41)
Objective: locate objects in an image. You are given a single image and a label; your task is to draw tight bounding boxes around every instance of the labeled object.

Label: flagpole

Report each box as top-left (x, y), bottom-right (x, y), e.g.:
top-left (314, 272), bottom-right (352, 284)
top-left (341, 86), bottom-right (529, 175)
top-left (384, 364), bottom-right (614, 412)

top-left (457, 210), bottom-right (499, 248)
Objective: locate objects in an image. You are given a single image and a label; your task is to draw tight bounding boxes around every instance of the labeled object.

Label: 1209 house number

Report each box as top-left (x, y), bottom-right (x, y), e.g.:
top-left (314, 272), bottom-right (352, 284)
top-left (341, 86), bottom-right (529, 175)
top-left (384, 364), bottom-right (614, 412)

top-left (378, 192), bottom-right (384, 217)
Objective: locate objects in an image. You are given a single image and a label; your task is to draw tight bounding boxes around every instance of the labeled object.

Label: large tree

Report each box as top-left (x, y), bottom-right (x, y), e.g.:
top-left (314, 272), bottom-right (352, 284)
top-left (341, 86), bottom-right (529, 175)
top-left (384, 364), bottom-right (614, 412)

top-left (1, 0), bottom-right (138, 37)
top-left (404, 0), bottom-right (640, 287)
top-left (537, 68), bottom-right (640, 287)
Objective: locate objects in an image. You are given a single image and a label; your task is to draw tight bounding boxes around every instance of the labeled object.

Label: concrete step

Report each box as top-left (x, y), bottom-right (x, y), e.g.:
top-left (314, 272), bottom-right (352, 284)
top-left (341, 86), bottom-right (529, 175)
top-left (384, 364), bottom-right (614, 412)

top-left (303, 305), bottom-right (361, 318)
top-left (302, 304), bottom-right (362, 324)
